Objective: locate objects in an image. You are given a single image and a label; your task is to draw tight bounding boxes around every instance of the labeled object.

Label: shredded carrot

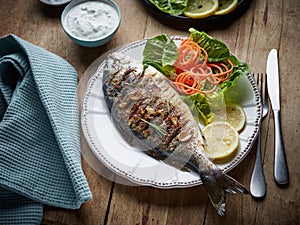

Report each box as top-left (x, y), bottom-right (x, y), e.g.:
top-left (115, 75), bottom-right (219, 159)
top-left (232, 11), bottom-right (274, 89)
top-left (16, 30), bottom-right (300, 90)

top-left (174, 38), bottom-right (209, 70)
top-left (174, 72), bottom-right (202, 95)
top-left (209, 58), bottom-right (234, 82)
top-left (172, 38), bottom-right (234, 95)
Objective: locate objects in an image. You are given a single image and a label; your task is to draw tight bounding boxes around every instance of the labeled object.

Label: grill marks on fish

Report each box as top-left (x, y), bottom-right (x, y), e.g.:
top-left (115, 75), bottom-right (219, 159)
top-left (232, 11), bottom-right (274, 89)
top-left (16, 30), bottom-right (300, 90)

top-left (128, 96), bottom-right (187, 154)
top-left (107, 69), bottom-right (191, 157)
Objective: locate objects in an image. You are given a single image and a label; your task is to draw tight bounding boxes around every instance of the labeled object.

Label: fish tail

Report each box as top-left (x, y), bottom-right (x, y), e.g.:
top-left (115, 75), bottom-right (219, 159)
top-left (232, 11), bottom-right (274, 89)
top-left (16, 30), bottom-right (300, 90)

top-left (201, 171), bottom-right (249, 216)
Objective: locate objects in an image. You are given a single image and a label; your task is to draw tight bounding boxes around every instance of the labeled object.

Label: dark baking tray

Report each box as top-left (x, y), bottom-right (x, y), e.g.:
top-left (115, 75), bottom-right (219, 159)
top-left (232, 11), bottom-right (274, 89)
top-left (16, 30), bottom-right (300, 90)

top-left (142, 0), bottom-right (253, 31)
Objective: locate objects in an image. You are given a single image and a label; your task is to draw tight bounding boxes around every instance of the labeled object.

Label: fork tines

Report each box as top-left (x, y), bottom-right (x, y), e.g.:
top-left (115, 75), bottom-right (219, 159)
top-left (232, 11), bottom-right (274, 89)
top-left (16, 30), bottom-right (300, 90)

top-left (253, 73), bottom-right (268, 105)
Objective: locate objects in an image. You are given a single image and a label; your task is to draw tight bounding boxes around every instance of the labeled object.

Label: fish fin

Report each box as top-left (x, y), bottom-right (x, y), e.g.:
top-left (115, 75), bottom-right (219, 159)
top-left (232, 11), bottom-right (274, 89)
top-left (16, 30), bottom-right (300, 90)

top-left (201, 171), bottom-right (249, 216)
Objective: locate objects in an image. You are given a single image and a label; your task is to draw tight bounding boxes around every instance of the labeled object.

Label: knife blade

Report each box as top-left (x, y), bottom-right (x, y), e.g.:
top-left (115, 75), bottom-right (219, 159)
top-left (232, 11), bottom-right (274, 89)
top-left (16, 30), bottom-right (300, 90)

top-left (266, 49), bottom-right (289, 185)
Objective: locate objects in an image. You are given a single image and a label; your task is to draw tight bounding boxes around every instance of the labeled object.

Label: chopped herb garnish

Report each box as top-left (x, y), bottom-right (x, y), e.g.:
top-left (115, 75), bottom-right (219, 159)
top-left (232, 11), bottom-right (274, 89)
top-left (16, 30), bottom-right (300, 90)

top-left (139, 118), bottom-right (167, 137)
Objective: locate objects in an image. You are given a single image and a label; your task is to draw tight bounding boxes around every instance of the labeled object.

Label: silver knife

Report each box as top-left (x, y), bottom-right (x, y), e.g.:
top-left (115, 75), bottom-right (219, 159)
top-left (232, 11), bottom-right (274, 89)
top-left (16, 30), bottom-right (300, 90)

top-left (266, 49), bottom-right (289, 185)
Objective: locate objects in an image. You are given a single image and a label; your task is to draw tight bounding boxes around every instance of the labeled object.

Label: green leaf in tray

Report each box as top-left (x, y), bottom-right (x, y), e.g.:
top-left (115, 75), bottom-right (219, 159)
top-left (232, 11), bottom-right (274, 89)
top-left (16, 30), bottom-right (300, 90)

top-left (149, 0), bottom-right (188, 16)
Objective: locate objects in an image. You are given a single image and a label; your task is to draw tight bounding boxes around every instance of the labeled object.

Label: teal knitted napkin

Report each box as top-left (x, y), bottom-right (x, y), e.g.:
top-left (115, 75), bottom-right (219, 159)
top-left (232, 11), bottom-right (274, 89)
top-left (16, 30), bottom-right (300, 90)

top-left (0, 34), bottom-right (92, 225)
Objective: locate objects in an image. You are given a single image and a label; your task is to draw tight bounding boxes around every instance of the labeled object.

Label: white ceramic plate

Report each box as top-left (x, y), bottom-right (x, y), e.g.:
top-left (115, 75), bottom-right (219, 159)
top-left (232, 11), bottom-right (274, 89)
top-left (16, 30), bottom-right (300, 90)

top-left (81, 36), bottom-right (262, 188)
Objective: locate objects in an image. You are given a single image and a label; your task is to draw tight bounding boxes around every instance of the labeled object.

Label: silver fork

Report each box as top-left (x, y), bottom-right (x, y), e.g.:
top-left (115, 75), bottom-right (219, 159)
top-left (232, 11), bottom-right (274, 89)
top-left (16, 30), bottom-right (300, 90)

top-left (250, 73), bottom-right (269, 199)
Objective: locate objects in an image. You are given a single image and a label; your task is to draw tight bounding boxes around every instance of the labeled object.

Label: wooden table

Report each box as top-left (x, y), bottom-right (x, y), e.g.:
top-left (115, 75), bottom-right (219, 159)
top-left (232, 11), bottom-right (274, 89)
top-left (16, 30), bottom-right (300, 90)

top-left (1, 0), bottom-right (299, 224)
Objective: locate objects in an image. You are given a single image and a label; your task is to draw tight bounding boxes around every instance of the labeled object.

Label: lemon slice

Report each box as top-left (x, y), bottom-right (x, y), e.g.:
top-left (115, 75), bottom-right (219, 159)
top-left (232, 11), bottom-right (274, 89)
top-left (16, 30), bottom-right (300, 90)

top-left (212, 103), bottom-right (246, 132)
top-left (214, 0), bottom-right (238, 15)
top-left (202, 121), bottom-right (239, 163)
top-left (184, 0), bottom-right (219, 19)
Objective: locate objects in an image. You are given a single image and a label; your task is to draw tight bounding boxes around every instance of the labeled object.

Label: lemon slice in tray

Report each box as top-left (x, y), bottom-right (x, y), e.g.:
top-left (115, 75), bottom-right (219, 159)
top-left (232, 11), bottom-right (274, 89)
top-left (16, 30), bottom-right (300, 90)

top-left (214, 0), bottom-right (238, 15)
top-left (184, 0), bottom-right (219, 19)
top-left (202, 121), bottom-right (239, 163)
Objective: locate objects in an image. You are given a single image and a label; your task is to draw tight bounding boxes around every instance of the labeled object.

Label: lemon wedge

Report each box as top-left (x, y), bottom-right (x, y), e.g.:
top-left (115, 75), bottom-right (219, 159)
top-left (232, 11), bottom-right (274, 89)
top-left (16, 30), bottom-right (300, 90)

top-left (214, 0), bottom-right (238, 15)
top-left (184, 0), bottom-right (219, 19)
top-left (211, 103), bottom-right (246, 132)
top-left (202, 121), bottom-right (239, 163)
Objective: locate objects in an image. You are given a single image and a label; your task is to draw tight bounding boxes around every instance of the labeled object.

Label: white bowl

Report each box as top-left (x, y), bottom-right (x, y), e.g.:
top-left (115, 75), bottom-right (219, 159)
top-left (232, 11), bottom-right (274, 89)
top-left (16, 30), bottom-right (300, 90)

top-left (61, 0), bottom-right (121, 47)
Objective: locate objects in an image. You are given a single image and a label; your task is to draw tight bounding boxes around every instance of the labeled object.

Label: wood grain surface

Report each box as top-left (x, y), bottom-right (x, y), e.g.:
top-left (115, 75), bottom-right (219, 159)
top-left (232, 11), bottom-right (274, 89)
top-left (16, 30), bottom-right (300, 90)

top-left (0, 0), bottom-right (299, 224)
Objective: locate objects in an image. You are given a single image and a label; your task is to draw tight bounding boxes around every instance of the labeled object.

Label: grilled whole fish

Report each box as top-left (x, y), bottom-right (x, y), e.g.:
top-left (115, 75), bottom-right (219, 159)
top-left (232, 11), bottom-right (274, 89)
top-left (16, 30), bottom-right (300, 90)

top-left (102, 53), bottom-right (248, 216)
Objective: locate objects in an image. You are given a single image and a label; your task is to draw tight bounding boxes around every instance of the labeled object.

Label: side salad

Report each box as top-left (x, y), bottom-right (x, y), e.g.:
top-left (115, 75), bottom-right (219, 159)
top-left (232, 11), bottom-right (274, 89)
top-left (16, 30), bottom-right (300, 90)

top-left (142, 28), bottom-right (250, 125)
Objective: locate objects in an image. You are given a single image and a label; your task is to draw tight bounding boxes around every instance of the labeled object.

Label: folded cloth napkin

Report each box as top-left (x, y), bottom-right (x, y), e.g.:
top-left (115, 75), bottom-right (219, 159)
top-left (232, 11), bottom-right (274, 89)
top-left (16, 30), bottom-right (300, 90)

top-left (0, 34), bottom-right (92, 224)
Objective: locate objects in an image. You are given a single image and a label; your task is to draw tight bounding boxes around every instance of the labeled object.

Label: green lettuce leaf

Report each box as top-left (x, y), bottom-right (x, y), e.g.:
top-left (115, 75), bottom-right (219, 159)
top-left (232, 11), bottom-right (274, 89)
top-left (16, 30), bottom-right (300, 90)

top-left (149, 0), bottom-right (188, 16)
top-left (182, 92), bottom-right (226, 125)
top-left (182, 93), bottom-right (213, 124)
top-left (189, 28), bottom-right (230, 62)
top-left (219, 57), bottom-right (250, 92)
top-left (142, 34), bottom-right (178, 76)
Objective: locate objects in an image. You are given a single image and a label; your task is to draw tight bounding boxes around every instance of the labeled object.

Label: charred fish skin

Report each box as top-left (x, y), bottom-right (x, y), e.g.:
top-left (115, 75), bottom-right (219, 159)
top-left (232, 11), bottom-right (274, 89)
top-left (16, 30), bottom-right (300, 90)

top-left (102, 53), bottom-right (248, 216)
top-left (102, 53), bottom-right (144, 112)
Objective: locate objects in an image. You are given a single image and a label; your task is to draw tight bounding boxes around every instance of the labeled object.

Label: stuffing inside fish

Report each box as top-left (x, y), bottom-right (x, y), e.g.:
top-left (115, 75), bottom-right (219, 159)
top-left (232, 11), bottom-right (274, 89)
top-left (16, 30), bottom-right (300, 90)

top-left (102, 53), bottom-right (249, 216)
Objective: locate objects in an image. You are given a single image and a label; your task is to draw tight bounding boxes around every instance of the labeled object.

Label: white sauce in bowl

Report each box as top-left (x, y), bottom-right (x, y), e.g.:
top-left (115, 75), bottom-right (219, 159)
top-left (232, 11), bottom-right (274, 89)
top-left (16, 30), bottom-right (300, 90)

top-left (64, 1), bottom-right (119, 41)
